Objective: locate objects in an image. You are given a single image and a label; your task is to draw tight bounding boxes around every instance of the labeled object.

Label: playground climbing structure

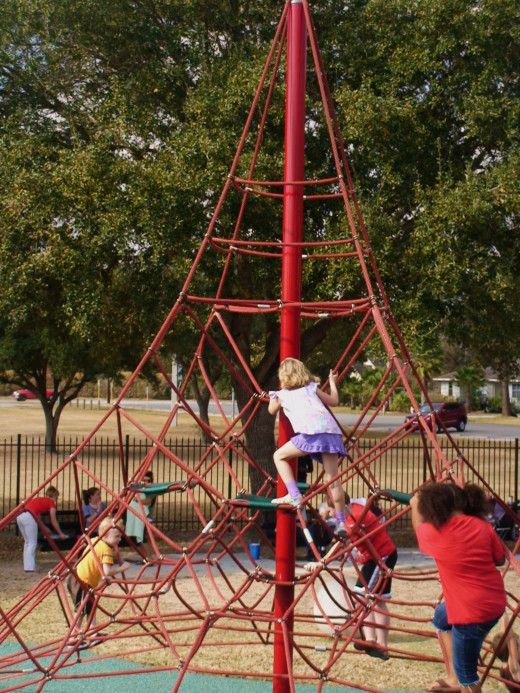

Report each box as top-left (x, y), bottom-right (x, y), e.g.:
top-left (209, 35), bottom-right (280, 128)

top-left (0, 1), bottom-right (519, 691)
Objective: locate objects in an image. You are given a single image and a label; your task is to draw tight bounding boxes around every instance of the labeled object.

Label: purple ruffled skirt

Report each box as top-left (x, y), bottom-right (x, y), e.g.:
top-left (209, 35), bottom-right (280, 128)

top-left (290, 433), bottom-right (346, 464)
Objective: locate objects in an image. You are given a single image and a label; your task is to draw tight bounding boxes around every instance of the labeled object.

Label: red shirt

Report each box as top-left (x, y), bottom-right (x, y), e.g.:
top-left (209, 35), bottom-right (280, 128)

top-left (416, 514), bottom-right (506, 624)
top-left (24, 497), bottom-right (55, 518)
top-left (346, 503), bottom-right (396, 564)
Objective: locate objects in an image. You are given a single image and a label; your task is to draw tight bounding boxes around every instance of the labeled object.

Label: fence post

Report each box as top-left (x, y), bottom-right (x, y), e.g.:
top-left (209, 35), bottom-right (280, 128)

top-left (124, 435), bottom-right (130, 485)
top-left (515, 439), bottom-right (519, 503)
top-left (15, 434), bottom-right (21, 535)
top-left (228, 439), bottom-right (233, 499)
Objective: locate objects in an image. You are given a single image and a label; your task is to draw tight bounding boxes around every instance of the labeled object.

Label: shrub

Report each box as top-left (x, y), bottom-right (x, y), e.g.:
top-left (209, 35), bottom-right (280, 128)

top-left (390, 392), bottom-right (411, 412)
top-left (487, 396), bottom-right (502, 414)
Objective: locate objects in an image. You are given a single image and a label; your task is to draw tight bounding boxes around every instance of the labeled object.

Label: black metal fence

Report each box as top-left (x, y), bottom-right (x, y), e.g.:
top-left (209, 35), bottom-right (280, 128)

top-left (1, 435), bottom-right (518, 534)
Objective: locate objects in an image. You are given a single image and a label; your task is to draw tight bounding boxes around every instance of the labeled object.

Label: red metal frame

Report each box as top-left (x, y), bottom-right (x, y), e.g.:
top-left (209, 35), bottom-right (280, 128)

top-left (3, 3), bottom-right (519, 693)
top-left (273, 2), bottom-right (307, 691)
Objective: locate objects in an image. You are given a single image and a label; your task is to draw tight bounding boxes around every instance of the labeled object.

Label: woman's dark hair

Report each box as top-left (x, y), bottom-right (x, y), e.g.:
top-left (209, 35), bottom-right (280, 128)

top-left (419, 481), bottom-right (489, 529)
top-left (82, 487), bottom-right (99, 505)
top-left (462, 483), bottom-right (488, 518)
top-left (417, 483), bottom-right (455, 528)
top-left (447, 482), bottom-right (488, 518)
top-left (447, 482), bottom-right (467, 512)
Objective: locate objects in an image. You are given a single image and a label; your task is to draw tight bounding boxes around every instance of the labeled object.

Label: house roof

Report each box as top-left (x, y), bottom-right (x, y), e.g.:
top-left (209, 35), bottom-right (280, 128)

top-left (432, 368), bottom-right (520, 384)
top-left (432, 372), bottom-right (457, 382)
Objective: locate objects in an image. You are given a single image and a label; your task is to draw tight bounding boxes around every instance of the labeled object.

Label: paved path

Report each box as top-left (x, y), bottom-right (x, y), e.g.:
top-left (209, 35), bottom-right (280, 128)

top-left (123, 547), bottom-right (437, 581)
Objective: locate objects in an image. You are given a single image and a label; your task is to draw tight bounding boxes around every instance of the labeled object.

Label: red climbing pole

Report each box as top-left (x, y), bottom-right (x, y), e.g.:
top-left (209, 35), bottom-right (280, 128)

top-left (273, 1), bottom-right (307, 691)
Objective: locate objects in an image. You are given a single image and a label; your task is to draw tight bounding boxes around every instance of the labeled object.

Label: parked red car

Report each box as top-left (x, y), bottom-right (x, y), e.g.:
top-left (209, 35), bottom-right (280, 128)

top-left (405, 402), bottom-right (468, 432)
top-left (12, 389), bottom-right (55, 402)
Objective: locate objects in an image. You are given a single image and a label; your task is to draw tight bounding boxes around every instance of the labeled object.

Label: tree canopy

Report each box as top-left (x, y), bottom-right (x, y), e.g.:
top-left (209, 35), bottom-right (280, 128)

top-left (0, 0), bottom-right (519, 448)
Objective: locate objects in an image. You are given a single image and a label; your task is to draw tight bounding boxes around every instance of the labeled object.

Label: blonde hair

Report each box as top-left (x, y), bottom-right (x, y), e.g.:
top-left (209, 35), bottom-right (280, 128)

top-left (98, 516), bottom-right (122, 538)
top-left (278, 358), bottom-right (319, 390)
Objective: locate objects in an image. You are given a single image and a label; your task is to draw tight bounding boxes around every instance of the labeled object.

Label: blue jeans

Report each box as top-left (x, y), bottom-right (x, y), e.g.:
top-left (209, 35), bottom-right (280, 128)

top-left (432, 603), bottom-right (500, 687)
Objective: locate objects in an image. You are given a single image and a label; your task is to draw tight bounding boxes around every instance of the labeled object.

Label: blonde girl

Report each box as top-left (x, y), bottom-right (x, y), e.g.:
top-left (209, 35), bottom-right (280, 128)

top-left (268, 358), bottom-right (347, 535)
top-left (68, 517), bottom-right (130, 644)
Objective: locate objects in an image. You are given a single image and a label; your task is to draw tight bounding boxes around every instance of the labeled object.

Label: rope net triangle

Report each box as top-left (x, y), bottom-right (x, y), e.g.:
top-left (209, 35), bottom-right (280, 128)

top-left (1, 1), bottom-right (519, 691)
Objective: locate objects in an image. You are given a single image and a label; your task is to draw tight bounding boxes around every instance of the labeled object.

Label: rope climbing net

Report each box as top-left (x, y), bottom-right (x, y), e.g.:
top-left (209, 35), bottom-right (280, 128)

top-left (1, 1), bottom-right (519, 691)
top-left (1, 421), bottom-right (519, 693)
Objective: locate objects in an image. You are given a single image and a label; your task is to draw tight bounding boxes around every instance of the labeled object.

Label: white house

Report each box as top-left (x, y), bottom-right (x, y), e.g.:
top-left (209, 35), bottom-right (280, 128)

top-left (431, 368), bottom-right (520, 405)
top-left (431, 372), bottom-right (461, 400)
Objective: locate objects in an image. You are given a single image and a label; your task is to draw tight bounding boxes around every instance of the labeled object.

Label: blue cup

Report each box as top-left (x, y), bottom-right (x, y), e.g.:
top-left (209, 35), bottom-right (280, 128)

top-left (249, 542), bottom-right (260, 560)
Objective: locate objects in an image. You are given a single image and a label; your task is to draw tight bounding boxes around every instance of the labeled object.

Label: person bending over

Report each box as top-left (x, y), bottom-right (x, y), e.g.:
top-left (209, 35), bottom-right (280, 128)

top-left (16, 486), bottom-right (67, 572)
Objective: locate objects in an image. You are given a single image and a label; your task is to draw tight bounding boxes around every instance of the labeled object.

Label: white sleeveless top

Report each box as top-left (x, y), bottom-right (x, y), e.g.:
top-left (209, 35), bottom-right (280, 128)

top-left (269, 382), bottom-right (341, 435)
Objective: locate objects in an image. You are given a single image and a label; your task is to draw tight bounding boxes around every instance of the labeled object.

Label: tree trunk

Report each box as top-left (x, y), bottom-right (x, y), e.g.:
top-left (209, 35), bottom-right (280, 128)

top-left (501, 380), bottom-right (512, 417)
top-left (233, 384), bottom-right (278, 546)
top-left (43, 404), bottom-right (59, 452)
top-left (245, 405), bottom-right (277, 492)
top-left (234, 384), bottom-right (277, 493)
top-left (465, 386), bottom-right (472, 413)
top-left (189, 375), bottom-right (212, 441)
top-left (420, 376), bottom-right (431, 405)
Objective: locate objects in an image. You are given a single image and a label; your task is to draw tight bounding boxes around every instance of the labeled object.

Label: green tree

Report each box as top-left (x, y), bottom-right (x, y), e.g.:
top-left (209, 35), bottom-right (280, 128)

top-left (406, 336), bottom-right (445, 404)
top-left (0, 0), bottom-right (196, 446)
top-left (177, 0), bottom-right (520, 458)
top-left (329, 0), bottom-right (520, 379)
top-left (455, 366), bottom-right (484, 413)
top-left (411, 159), bottom-right (520, 416)
top-left (341, 377), bottom-right (363, 410)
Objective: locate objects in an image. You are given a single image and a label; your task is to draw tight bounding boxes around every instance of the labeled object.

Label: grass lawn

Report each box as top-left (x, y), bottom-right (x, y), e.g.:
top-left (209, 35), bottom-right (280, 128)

top-left (4, 396), bottom-right (520, 441)
top-left (0, 397), bottom-right (204, 439)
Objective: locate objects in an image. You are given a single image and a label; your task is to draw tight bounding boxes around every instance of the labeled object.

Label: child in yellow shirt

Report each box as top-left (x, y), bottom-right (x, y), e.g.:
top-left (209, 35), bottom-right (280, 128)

top-left (68, 516), bottom-right (130, 647)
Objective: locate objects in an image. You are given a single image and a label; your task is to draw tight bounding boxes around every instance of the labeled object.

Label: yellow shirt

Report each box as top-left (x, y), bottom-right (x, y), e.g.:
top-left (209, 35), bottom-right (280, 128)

top-left (76, 539), bottom-right (114, 588)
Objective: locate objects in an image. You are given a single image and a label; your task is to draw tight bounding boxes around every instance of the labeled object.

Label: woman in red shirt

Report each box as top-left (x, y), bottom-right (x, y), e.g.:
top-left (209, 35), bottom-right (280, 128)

top-left (16, 486), bottom-right (67, 572)
top-left (411, 482), bottom-right (505, 693)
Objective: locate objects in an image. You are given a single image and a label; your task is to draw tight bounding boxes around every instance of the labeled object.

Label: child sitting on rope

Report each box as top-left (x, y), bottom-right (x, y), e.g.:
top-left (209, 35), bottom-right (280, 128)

top-left (67, 516), bottom-right (131, 647)
top-left (268, 357), bottom-right (347, 535)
